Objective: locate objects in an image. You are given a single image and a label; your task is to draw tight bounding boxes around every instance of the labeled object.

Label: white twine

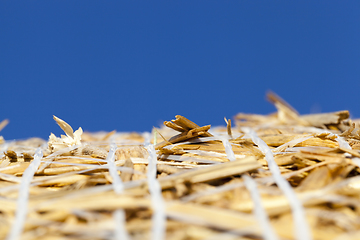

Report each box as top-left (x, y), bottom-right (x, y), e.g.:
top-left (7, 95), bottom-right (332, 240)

top-left (106, 143), bottom-right (124, 194)
top-left (106, 142), bottom-right (130, 240)
top-left (113, 209), bottom-right (130, 240)
top-left (243, 174), bottom-right (279, 240)
top-left (145, 134), bottom-right (166, 240)
top-left (242, 127), bottom-right (312, 240)
top-left (6, 148), bottom-right (43, 240)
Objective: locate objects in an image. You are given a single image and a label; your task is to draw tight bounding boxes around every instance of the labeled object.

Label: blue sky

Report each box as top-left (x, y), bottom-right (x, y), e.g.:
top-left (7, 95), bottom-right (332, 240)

top-left (1, 1), bottom-right (359, 140)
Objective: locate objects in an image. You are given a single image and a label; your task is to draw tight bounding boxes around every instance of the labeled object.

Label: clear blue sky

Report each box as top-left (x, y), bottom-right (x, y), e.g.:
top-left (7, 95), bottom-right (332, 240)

top-left (1, 1), bottom-right (359, 140)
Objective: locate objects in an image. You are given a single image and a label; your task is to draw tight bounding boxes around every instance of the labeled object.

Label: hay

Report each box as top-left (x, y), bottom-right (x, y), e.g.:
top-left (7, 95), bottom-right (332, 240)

top-left (1, 92), bottom-right (360, 240)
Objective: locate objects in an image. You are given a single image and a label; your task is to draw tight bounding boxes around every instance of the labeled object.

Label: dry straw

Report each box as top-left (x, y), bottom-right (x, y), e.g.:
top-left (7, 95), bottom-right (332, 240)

top-left (1, 91), bottom-right (360, 240)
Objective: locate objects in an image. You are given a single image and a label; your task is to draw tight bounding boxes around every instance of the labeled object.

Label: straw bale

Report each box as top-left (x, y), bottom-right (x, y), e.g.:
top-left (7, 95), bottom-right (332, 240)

top-left (2, 92), bottom-right (360, 240)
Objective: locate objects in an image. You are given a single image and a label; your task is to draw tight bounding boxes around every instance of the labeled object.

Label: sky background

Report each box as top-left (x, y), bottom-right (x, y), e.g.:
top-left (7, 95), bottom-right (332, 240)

top-left (1, 1), bottom-right (359, 140)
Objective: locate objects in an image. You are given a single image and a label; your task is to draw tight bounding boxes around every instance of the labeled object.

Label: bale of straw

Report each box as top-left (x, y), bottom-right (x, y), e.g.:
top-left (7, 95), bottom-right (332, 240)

top-left (1, 92), bottom-right (360, 240)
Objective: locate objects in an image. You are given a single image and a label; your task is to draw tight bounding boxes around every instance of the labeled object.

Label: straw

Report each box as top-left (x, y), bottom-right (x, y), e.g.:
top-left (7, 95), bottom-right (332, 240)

top-left (2, 92), bottom-right (360, 239)
top-left (37, 144), bottom-right (80, 172)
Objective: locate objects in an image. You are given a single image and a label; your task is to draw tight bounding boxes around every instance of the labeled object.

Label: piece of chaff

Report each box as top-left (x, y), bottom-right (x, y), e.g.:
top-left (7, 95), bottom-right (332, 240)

top-left (167, 115), bottom-right (213, 137)
top-left (155, 125), bottom-right (212, 150)
top-left (266, 91), bottom-right (309, 126)
top-left (156, 115), bottom-right (213, 150)
top-left (300, 110), bottom-right (350, 129)
top-left (0, 119), bottom-right (9, 132)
